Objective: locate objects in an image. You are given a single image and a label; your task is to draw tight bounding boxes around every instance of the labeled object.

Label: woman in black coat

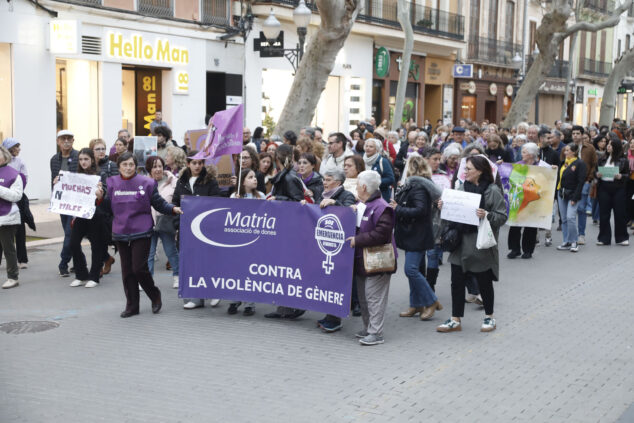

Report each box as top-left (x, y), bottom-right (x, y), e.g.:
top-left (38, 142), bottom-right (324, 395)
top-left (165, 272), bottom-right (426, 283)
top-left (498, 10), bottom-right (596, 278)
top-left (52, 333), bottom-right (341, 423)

top-left (298, 153), bottom-right (324, 203)
top-left (173, 151), bottom-right (223, 309)
top-left (391, 156), bottom-right (443, 320)
top-left (595, 138), bottom-right (630, 245)
top-left (556, 143), bottom-right (587, 252)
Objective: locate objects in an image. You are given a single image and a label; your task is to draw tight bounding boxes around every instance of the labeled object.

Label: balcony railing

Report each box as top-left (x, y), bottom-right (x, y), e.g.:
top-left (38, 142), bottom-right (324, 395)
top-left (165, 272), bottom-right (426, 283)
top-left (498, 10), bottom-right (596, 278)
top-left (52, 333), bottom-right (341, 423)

top-left (526, 57), bottom-right (569, 78)
top-left (66, 0), bottom-right (101, 5)
top-left (256, 1), bottom-right (464, 40)
top-left (580, 58), bottom-right (612, 77)
top-left (138, 0), bottom-right (173, 17)
top-left (583, 0), bottom-right (615, 13)
top-left (468, 36), bottom-right (521, 65)
top-left (202, 0), bottom-right (230, 25)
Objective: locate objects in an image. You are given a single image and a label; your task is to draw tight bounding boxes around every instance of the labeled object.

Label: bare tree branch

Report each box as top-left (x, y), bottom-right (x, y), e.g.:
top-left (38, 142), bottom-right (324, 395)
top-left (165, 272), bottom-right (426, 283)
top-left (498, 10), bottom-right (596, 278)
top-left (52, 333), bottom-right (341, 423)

top-left (561, 0), bottom-right (632, 38)
top-left (599, 47), bottom-right (634, 126)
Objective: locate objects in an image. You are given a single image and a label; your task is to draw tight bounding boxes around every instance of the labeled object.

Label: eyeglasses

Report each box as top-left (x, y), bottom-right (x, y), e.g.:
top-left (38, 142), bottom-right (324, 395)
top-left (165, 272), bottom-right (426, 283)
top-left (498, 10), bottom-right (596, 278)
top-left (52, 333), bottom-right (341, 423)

top-left (94, 148), bottom-right (106, 151)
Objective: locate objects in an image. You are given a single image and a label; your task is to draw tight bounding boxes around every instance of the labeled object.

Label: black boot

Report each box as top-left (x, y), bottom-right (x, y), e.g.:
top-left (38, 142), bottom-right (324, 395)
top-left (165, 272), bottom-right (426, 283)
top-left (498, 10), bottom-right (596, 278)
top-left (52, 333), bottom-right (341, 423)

top-left (426, 268), bottom-right (439, 292)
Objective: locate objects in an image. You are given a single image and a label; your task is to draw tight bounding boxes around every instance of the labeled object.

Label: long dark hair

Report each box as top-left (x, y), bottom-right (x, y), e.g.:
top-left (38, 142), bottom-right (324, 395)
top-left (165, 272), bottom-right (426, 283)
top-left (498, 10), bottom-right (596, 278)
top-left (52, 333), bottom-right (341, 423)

top-left (78, 148), bottom-right (99, 175)
top-left (607, 137), bottom-right (624, 161)
top-left (238, 168), bottom-right (263, 198)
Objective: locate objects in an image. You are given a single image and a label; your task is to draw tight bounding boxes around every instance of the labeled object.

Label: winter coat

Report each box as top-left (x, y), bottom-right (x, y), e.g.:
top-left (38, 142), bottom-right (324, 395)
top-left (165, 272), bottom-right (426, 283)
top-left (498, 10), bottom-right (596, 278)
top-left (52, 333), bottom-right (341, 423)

top-left (539, 146), bottom-right (560, 167)
top-left (595, 156), bottom-right (629, 187)
top-left (151, 171), bottom-right (178, 224)
top-left (303, 172), bottom-right (324, 203)
top-left (321, 149), bottom-right (354, 174)
top-left (173, 167), bottom-right (222, 207)
top-left (394, 176), bottom-right (442, 252)
top-left (50, 149), bottom-right (79, 187)
top-left (98, 158), bottom-right (119, 179)
top-left (370, 156), bottom-right (396, 202)
top-left (486, 147), bottom-right (514, 163)
top-left (560, 141), bottom-right (597, 181)
top-left (557, 158), bottom-right (587, 202)
top-left (270, 168), bottom-right (304, 202)
top-left (0, 164), bottom-right (24, 226)
top-left (447, 183), bottom-right (507, 280)
top-left (329, 186), bottom-right (356, 207)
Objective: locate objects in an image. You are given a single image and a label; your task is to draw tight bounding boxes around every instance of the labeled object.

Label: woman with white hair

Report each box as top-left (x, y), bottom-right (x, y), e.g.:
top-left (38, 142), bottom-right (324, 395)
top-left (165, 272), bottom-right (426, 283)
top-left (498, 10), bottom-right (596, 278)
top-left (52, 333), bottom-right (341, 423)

top-left (0, 146), bottom-right (24, 289)
top-left (440, 144), bottom-right (461, 180)
top-left (347, 170), bottom-right (396, 345)
top-left (387, 130), bottom-right (401, 153)
top-left (507, 142), bottom-right (551, 259)
top-left (363, 138), bottom-right (395, 202)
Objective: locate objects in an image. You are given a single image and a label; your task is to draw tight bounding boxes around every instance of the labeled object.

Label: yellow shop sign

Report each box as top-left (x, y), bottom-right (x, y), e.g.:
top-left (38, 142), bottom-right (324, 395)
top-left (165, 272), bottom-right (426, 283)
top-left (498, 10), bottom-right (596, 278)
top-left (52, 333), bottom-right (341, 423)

top-left (106, 32), bottom-right (189, 66)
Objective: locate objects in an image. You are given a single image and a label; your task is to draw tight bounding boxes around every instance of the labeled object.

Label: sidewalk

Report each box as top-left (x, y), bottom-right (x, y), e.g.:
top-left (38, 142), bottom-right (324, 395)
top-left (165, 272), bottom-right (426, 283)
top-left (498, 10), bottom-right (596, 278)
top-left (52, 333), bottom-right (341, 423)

top-left (25, 200), bottom-right (65, 247)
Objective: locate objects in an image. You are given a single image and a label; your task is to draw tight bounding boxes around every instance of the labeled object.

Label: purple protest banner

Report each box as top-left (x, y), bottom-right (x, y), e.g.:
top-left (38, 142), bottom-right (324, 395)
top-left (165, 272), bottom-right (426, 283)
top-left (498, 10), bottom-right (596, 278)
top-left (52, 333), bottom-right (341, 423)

top-left (179, 196), bottom-right (356, 318)
top-left (193, 104), bottom-right (243, 162)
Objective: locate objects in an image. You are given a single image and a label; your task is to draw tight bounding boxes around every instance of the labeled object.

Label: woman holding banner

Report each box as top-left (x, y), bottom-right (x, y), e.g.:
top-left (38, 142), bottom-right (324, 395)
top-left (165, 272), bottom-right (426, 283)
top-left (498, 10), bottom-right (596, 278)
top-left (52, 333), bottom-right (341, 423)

top-left (436, 156), bottom-right (507, 333)
top-left (173, 151), bottom-right (222, 309)
top-left (96, 152), bottom-right (182, 317)
top-left (0, 146), bottom-right (24, 289)
top-left (265, 144), bottom-right (306, 319)
top-left (595, 137), bottom-right (630, 246)
top-left (392, 156), bottom-right (443, 321)
top-left (69, 148), bottom-right (108, 288)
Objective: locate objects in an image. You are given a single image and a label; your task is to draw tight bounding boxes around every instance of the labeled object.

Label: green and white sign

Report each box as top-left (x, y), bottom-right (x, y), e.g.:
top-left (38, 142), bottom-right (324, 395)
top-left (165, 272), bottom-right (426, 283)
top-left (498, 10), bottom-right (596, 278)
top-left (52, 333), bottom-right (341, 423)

top-left (375, 47), bottom-right (390, 78)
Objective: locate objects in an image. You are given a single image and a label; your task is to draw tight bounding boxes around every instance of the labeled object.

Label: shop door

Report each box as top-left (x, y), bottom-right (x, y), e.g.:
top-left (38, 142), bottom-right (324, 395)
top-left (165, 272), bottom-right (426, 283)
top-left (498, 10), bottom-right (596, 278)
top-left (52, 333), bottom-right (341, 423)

top-left (135, 69), bottom-right (162, 136)
top-left (461, 95), bottom-right (476, 122)
top-left (484, 101), bottom-right (496, 124)
top-left (424, 85), bottom-right (442, 126)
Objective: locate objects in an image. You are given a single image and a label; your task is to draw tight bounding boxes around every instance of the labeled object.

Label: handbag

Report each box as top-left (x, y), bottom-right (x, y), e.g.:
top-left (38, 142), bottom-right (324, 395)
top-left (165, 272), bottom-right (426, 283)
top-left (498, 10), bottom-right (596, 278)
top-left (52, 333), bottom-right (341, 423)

top-left (476, 216), bottom-right (497, 250)
top-left (363, 243), bottom-right (396, 274)
top-left (155, 214), bottom-right (178, 235)
top-left (440, 223), bottom-right (461, 252)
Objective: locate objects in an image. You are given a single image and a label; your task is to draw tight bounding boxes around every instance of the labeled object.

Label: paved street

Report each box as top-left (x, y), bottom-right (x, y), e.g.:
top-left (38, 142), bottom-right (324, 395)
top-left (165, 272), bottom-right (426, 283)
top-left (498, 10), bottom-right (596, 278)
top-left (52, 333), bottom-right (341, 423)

top-left (1, 222), bottom-right (633, 422)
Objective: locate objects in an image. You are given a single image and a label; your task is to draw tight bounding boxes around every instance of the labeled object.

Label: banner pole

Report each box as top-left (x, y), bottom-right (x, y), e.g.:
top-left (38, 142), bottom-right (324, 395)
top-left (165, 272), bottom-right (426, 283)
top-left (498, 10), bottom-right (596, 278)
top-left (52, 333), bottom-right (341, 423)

top-left (236, 153), bottom-right (243, 198)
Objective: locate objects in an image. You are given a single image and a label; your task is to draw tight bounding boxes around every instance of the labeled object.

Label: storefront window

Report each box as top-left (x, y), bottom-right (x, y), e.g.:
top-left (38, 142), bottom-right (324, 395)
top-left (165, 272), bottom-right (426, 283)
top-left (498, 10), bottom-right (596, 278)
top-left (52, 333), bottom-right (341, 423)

top-left (56, 59), bottom-right (99, 148)
top-left (461, 95), bottom-right (476, 122)
top-left (389, 81), bottom-right (418, 124)
top-left (0, 44), bottom-right (12, 140)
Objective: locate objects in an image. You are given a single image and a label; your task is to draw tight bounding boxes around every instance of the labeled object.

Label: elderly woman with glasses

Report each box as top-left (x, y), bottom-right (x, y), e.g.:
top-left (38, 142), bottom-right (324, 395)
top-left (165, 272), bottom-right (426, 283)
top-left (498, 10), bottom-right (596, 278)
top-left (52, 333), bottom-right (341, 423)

top-left (507, 142), bottom-right (552, 259)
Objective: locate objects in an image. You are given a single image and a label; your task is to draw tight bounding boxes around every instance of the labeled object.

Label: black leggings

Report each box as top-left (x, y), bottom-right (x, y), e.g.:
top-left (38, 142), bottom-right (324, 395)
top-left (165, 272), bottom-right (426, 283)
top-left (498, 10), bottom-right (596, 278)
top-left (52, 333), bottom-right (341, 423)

top-left (451, 264), bottom-right (494, 317)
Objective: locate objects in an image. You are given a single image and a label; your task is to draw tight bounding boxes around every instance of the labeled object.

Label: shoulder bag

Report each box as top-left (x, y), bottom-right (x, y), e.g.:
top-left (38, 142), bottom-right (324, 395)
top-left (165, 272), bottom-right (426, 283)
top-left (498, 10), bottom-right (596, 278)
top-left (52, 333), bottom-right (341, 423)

top-left (363, 243), bottom-right (396, 274)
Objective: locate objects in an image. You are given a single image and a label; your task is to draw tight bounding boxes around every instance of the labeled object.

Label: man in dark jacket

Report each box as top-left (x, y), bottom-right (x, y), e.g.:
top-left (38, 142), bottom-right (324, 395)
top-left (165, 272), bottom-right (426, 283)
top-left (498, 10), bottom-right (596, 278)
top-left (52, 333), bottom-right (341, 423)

top-left (538, 128), bottom-right (560, 167)
top-left (50, 129), bottom-right (79, 277)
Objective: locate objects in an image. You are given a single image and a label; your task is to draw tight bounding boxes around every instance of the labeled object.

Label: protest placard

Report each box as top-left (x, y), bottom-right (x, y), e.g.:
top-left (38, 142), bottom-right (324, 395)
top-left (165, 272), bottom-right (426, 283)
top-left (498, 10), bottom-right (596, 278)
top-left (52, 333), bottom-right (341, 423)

top-left (440, 188), bottom-right (481, 226)
top-left (184, 129), bottom-right (210, 151)
top-left (431, 174), bottom-right (451, 190)
top-left (498, 163), bottom-right (557, 229)
top-left (598, 166), bottom-right (619, 180)
top-left (49, 171), bottom-right (100, 219)
top-left (179, 196), bottom-right (356, 317)
top-left (133, 136), bottom-right (157, 168)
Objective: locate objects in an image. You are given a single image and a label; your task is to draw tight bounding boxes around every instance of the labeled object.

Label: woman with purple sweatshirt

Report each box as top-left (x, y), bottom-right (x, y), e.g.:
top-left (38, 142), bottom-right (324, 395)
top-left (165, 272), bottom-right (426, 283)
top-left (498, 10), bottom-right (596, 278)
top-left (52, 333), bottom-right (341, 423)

top-left (97, 152), bottom-right (182, 318)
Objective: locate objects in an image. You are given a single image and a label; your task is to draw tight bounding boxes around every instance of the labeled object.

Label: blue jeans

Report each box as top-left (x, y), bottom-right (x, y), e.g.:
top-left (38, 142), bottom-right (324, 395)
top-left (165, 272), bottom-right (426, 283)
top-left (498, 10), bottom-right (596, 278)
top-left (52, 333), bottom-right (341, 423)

top-left (148, 231), bottom-right (179, 276)
top-left (577, 182), bottom-right (590, 236)
top-left (59, 214), bottom-right (73, 270)
top-left (426, 244), bottom-right (443, 269)
top-left (591, 196), bottom-right (600, 221)
top-left (404, 251), bottom-right (438, 308)
top-left (558, 194), bottom-right (579, 244)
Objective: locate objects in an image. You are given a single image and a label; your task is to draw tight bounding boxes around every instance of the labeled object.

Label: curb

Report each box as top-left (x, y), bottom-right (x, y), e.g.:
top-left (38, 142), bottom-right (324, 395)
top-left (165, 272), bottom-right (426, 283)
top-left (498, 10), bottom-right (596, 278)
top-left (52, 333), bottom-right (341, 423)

top-left (26, 237), bottom-right (65, 249)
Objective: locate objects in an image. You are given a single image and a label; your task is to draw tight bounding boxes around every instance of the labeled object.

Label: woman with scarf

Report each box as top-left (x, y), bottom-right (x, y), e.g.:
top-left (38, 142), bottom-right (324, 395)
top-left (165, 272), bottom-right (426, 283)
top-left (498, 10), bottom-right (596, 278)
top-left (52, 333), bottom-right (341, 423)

top-left (316, 168), bottom-right (358, 333)
top-left (96, 152), bottom-right (181, 317)
top-left (392, 156), bottom-right (443, 321)
top-left (436, 156), bottom-right (507, 333)
top-left (556, 143), bottom-right (587, 253)
top-left (0, 146), bottom-right (24, 289)
top-left (298, 153), bottom-right (324, 203)
top-left (595, 138), bottom-right (630, 246)
top-left (363, 138), bottom-right (395, 202)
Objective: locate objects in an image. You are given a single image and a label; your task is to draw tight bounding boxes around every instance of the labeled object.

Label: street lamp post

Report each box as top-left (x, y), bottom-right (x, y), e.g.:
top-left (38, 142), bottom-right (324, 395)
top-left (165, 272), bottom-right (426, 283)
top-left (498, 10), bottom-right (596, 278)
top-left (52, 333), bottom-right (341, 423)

top-left (261, 0), bottom-right (312, 72)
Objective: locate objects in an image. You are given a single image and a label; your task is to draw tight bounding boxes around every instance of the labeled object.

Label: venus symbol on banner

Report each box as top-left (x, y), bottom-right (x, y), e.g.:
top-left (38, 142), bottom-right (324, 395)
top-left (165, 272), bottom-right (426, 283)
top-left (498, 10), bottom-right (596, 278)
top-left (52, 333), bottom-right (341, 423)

top-left (314, 214), bottom-right (346, 274)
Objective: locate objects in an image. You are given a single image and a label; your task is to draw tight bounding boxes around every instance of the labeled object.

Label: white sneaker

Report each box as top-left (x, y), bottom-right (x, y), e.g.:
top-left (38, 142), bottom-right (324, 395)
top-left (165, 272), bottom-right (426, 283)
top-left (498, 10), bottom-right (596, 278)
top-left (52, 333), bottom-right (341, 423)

top-left (545, 237), bottom-right (552, 247)
top-left (209, 299), bottom-right (221, 307)
top-left (618, 240), bottom-right (629, 246)
top-left (481, 317), bottom-right (496, 332)
top-left (465, 293), bottom-right (477, 303)
top-left (437, 319), bottom-right (461, 333)
top-left (70, 279), bottom-right (85, 287)
top-left (474, 295), bottom-right (483, 306)
top-left (183, 301), bottom-right (202, 309)
top-left (172, 276), bottom-right (179, 289)
top-left (577, 235), bottom-right (585, 245)
top-left (19, 263), bottom-right (28, 269)
top-left (570, 242), bottom-right (579, 252)
top-left (85, 281), bottom-right (98, 288)
top-left (2, 279), bottom-right (18, 289)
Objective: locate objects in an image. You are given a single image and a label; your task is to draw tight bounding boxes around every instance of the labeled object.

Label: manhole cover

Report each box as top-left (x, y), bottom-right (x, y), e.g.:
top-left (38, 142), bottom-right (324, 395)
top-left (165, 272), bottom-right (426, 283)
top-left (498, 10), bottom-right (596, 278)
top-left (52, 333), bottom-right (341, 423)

top-left (0, 321), bottom-right (59, 334)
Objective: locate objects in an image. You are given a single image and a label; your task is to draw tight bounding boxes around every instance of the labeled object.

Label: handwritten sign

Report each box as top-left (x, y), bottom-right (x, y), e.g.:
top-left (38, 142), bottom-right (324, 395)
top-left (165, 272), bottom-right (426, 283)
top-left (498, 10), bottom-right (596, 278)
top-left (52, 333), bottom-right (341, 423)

top-left (440, 188), bottom-right (481, 226)
top-left (49, 171), bottom-right (100, 218)
top-left (431, 174), bottom-right (451, 190)
top-left (598, 166), bottom-right (619, 181)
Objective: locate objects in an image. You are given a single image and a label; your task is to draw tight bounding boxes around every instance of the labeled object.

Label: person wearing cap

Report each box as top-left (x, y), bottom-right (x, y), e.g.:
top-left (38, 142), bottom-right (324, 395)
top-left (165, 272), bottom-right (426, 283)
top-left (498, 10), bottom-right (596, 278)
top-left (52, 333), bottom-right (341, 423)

top-left (450, 126), bottom-right (467, 148)
top-left (1, 138), bottom-right (31, 269)
top-left (51, 130), bottom-right (79, 277)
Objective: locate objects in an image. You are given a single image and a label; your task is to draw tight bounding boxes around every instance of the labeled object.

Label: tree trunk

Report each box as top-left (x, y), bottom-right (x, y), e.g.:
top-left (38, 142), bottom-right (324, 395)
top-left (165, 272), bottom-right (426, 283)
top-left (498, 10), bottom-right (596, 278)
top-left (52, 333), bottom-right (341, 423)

top-left (599, 49), bottom-right (634, 127)
top-left (391, 0), bottom-right (414, 131)
top-left (560, 32), bottom-right (577, 122)
top-left (275, 0), bottom-right (361, 135)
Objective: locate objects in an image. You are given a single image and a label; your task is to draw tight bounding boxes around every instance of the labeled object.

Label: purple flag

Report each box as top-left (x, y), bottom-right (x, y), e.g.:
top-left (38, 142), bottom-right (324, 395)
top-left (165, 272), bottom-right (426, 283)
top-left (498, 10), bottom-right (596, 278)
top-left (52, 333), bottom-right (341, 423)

top-left (178, 196), bottom-right (356, 318)
top-left (192, 104), bottom-right (243, 161)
